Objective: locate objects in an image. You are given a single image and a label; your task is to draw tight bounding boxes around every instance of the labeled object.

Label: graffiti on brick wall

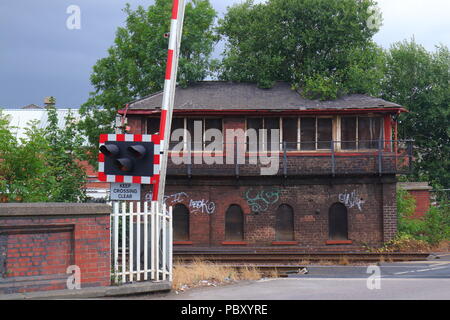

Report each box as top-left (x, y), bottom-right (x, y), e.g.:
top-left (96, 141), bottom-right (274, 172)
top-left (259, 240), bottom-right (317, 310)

top-left (189, 199), bottom-right (216, 215)
top-left (244, 187), bottom-right (281, 213)
top-left (164, 192), bottom-right (188, 204)
top-left (145, 191), bottom-right (216, 215)
top-left (338, 190), bottom-right (365, 211)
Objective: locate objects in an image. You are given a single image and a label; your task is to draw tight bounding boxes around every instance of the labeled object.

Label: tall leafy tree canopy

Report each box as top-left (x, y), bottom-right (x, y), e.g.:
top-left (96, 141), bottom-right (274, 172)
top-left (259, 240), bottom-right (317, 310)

top-left (0, 113), bottom-right (52, 202)
top-left (79, 0), bottom-right (217, 164)
top-left (45, 107), bottom-right (87, 202)
top-left (77, 0), bottom-right (448, 190)
top-left (0, 109), bottom-right (87, 202)
top-left (382, 40), bottom-right (450, 189)
top-left (216, 0), bottom-right (384, 99)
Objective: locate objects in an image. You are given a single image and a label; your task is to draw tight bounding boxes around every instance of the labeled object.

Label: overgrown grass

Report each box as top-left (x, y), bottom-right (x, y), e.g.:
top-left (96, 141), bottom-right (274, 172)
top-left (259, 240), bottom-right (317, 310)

top-left (172, 259), bottom-right (269, 291)
top-left (338, 256), bottom-right (349, 265)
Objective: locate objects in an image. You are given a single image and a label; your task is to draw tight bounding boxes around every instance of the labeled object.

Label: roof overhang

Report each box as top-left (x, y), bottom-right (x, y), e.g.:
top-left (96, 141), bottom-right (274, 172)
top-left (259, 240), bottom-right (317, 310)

top-left (118, 107), bottom-right (408, 116)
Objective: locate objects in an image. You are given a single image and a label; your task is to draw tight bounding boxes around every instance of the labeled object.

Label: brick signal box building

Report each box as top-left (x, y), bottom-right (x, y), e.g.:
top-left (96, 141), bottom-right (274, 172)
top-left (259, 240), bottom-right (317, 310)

top-left (120, 82), bottom-right (411, 250)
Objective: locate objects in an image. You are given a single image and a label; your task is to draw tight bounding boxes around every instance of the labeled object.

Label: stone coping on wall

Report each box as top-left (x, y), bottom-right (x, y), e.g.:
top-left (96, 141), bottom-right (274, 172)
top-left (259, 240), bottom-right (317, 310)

top-left (397, 182), bottom-right (432, 191)
top-left (0, 281), bottom-right (171, 300)
top-left (0, 203), bottom-right (111, 216)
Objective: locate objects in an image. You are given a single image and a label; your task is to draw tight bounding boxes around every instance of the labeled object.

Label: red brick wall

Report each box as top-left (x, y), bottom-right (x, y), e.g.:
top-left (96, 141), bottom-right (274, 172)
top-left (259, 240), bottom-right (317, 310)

top-left (409, 190), bottom-right (431, 219)
top-left (134, 114), bottom-right (399, 249)
top-left (0, 208), bottom-right (110, 294)
top-left (144, 181), bottom-right (394, 248)
top-left (5, 229), bottom-right (73, 278)
top-left (398, 183), bottom-right (432, 219)
top-left (79, 160), bottom-right (110, 190)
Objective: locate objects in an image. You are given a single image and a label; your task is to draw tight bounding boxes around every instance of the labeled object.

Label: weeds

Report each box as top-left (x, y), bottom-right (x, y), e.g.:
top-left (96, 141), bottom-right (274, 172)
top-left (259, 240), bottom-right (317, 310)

top-left (172, 259), bottom-right (268, 291)
top-left (338, 256), bottom-right (350, 265)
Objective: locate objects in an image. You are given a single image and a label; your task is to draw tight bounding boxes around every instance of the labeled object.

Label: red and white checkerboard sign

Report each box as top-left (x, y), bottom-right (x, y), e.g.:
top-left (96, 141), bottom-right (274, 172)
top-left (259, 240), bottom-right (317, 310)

top-left (98, 134), bottom-right (161, 184)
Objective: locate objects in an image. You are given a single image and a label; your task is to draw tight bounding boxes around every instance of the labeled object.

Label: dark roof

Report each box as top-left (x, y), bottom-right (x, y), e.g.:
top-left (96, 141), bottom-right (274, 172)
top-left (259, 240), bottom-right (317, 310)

top-left (21, 104), bottom-right (43, 109)
top-left (128, 81), bottom-right (402, 111)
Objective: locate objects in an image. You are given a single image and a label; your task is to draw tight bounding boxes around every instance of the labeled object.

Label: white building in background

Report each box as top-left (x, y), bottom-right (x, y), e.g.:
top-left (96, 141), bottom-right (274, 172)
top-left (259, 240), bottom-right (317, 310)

top-left (2, 107), bottom-right (82, 141)
top-left (1, 99), bottom-right (108, 201)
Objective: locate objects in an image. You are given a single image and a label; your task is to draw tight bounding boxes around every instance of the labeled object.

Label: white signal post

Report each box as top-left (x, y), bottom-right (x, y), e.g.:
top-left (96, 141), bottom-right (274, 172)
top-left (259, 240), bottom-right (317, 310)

top-left (152, 0), bottom-right (186, 206)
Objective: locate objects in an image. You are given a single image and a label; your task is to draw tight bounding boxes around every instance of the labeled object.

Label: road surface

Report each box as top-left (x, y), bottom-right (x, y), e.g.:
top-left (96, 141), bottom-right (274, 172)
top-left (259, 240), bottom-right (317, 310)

top-left (124, 253), bottom-right (450, 300)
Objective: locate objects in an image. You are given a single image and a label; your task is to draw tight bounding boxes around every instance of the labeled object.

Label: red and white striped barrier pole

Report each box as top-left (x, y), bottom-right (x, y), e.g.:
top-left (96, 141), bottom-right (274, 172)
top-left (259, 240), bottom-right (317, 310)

top-left (152, 0), bottom-right (186, 205)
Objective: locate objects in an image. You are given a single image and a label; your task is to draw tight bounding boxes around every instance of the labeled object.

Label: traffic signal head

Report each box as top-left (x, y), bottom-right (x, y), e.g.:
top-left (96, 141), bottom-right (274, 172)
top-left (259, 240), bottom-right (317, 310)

top-left (127, 145), bottom-right (146, 159)
top-left (98, 134), bottom-right (161, 184)
top-left (114, 158), bottom-right (134, 172)
top-left (99, 140), bottom-right (154, 177)
top-left (99, 144), bottom-right (120, 158)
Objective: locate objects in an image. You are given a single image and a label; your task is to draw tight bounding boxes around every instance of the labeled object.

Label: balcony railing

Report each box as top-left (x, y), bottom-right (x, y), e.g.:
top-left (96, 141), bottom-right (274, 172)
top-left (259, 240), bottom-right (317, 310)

top-left (166, 140), bottom-right (413, 177)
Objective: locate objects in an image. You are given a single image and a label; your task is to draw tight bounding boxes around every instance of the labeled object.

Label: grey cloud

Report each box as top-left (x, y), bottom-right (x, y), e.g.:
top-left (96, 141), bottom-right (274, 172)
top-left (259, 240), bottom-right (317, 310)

top-left (0, 0), bottom-right (448, 109)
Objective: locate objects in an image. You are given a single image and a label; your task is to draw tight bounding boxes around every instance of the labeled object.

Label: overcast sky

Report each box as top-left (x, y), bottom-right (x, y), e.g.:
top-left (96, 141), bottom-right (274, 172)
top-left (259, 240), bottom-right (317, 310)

top-left (0, 0), bottom-right (449, 109)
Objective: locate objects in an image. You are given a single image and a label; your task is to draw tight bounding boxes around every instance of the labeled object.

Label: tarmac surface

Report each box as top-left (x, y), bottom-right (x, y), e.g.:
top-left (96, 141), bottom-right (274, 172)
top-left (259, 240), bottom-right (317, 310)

top-left (133, 253), bottom-right (450, 300)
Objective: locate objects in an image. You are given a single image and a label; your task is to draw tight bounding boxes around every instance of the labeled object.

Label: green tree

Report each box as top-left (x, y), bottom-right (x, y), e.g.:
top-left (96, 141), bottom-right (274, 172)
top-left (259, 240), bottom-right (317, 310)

top-left (0, 109), bottom-right (87, 203)
top-left (216, 0), bottom-right (384, 98)
top-left (45, 107), bottom-right (87, 202)
top-left (382, 40), bottom-right (450, 189)
top-left (0, 111), bottom-right (54, 202)
top-left (79, 0), bottom-right (217, 165)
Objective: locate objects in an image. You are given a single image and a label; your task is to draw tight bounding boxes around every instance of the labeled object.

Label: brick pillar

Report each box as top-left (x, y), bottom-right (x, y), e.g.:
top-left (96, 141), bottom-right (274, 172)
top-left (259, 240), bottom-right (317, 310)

top-left (382, 182), bottom-right (397, 242)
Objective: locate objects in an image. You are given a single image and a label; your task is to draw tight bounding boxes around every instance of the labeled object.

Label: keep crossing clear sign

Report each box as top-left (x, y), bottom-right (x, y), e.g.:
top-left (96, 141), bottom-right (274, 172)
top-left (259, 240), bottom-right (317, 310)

top-left (110, 183), bottom-right (141, 201)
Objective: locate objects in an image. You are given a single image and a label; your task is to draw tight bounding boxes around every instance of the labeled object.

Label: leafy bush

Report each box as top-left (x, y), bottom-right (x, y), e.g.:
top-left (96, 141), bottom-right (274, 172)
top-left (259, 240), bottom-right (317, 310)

top-left (396, 188), bottom-right (450, 246)
top-left (0, 108), bottom-right (87, 203)
top-left (421, 206), bottom-right (450, 245)
top-left (397, 188), bottom-right (416, 218)
top-left (374, 234), bottom-right (431, 253)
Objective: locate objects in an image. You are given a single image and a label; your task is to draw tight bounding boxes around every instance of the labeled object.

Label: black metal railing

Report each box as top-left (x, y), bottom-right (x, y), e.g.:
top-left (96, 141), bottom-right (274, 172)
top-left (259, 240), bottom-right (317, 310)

top-left (166, 140), bottom-right (414, 177)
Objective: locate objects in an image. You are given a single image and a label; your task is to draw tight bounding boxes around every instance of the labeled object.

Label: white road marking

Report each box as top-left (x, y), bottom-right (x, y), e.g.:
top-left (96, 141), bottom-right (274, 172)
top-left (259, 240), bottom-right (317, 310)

top-left (428, 266), bottom-right (450, 271)
top-left (393, 264), bottom-right (449, 275)
top-left (430, 262), bottom-right (450, 267)
top-left (394, 271), bottom-right (412, 275)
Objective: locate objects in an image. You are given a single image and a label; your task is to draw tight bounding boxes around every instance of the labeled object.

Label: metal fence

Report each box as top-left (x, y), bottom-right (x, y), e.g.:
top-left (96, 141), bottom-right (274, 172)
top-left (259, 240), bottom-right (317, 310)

top-left (111, 201), bottom-right (172, 284)
top-left (167, 140), bottom-right (414, 177)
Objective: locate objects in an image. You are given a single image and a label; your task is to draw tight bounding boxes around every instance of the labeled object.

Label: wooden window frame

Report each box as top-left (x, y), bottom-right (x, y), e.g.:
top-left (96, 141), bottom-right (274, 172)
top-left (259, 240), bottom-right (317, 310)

top-left (245, 117), bottom-right (281, 153)
top-left (293, 116), bottom-right (334, 152)
top-left (169, 117), bottom-right (224, 153)
top-left (338, 115), bottom-right (384, 152)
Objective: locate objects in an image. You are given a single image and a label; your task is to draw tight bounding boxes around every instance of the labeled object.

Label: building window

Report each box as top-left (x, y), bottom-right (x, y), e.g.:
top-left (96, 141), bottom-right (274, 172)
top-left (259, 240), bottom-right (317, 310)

top-left (317, 118), bottom-right (333, 149)
top-left (147, 118), bottom-right (160, 135)
top-left (341, 117), bottom-right (357, 150)
top-left (187, 118), bottom-right (204, 151)
top-left (275, 204), bottom-right (294, 241)
top-left (328, 203), bottom-right (348, 240)
top-left (265, 118), bottom-right (280, 149)
top-left (246, 118), bottom-right (280, 151)
top-left (341, 116), bottom-right (383, 150)
top-left (282, 117), bottom-right (298, 150)
top-left (205, 118), bottom-right (223, 144)
top-left (300, 118), bottom-right (315, 150)
top-left (225, 205), bottom-right (244, 241)
top-left (169, 117), bottom-right (223, 151)
top-left (299, 117), bottom-right (333, 151)
top-left (173, 204), bottom-right (190, 241)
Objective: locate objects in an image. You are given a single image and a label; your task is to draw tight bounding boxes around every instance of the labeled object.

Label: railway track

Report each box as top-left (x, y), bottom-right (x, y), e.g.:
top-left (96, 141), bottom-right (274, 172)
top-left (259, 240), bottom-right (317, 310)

top-left (173, 250), bottom-right (431, 264)
top-left (174, 249), bottom-right (431, 276)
